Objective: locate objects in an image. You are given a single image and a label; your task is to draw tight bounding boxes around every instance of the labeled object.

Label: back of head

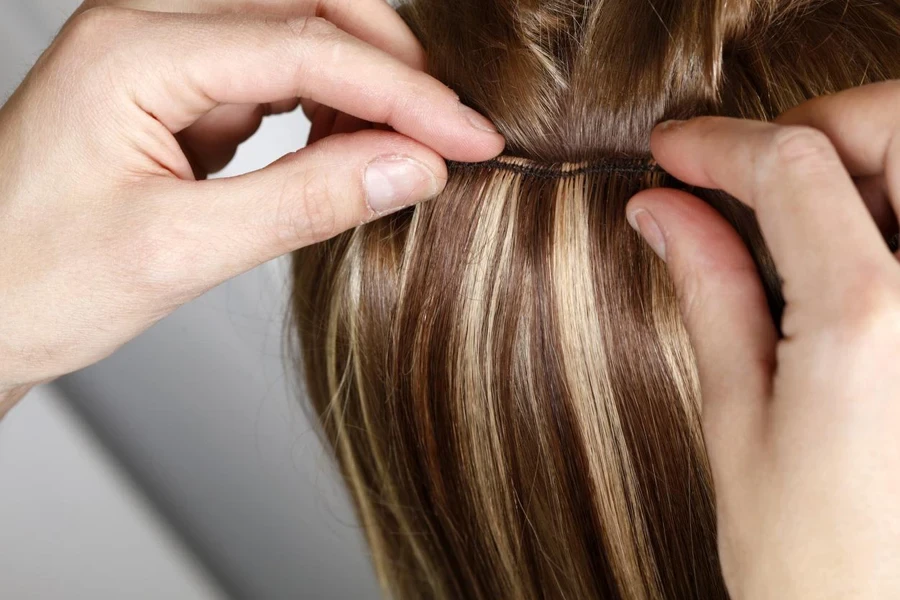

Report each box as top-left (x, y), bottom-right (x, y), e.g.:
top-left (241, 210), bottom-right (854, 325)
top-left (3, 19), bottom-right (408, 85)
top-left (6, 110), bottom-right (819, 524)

top-left (292, 1), bottom-right (900, 598)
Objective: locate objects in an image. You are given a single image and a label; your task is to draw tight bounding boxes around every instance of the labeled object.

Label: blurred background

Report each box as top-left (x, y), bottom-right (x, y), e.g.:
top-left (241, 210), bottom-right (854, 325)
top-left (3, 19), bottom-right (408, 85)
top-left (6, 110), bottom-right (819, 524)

top-left (0, 1), bottom-right (380, 598)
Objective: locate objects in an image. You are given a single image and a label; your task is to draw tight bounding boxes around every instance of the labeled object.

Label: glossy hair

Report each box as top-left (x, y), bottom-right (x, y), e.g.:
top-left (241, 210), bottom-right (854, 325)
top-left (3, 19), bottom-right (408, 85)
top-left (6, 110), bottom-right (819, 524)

top-left (292, 1), bottom-right (900, 597)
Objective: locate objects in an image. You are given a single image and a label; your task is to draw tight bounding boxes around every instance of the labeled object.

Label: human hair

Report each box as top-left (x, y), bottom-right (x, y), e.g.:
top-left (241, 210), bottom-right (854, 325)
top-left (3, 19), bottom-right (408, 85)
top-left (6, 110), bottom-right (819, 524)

top-left (291, 0), bottom-right (900, 598)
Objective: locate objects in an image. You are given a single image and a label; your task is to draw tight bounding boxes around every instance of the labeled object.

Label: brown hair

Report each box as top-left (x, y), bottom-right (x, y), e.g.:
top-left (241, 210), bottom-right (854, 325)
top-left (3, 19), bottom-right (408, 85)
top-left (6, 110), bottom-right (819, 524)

top-left (292, 1), bottom-right (900, 597)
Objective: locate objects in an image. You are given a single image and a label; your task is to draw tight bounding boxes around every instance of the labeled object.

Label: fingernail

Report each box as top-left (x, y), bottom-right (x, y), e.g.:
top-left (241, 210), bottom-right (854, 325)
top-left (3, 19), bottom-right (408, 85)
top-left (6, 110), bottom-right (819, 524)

top-left (459, 103), bottom-right (498, 133)
top-left (365, 156), bottom-right (440, 214)
top-left (627, 209), bottom-right (667, 261)
top-left (656, 119), bottom-right (685, 132)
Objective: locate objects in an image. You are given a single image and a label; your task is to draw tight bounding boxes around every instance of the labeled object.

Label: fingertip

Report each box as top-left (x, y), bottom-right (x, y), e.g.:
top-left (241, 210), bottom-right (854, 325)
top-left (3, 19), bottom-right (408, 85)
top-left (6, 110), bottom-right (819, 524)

top-left (648, 118), bottom-right (691, 169)
top-left (307, 128), bottom-right (449, 210)
top-left (627, 187), bottom-right (674, 214)
top-left (438, 135), bottom-right (506, 163)
top-left (628, 187), bottom-right (706, 223)
top-left (627, 206), bottom-right (668, 262)
top-left (648, 116), bottom-right (728, 189)
top-left (653, 119), bottom-right (687, 135)
top-left (468, 133), bottom-right (507, 162)
top-left (648, 121), bottom-right (687, 177)
top-left (364, 155), bottom-right (444, 214)
top-left (441, 103), bottom-right (506, 162)
top-left (649, 117), bottom-right (688, 147)
top-left (628, 189), bottom-right (706, 263)
top-left (628, 188), bottom-right (764, 278)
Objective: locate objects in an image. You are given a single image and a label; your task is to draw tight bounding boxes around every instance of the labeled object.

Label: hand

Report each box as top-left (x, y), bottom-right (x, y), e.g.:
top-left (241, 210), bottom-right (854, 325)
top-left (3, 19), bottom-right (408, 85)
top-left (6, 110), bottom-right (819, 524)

top-left (73, 0), bottom-right (443, 179)
top-left (0, 1), bottom-right (505, 414)
top-left (627, 81), bottom-right (900, 598)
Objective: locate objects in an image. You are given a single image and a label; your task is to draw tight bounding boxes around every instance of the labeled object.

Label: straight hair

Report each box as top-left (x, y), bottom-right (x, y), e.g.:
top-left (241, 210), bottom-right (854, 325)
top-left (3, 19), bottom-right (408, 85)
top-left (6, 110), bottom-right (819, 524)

top-left (292, 0), bottom-right (900, 597)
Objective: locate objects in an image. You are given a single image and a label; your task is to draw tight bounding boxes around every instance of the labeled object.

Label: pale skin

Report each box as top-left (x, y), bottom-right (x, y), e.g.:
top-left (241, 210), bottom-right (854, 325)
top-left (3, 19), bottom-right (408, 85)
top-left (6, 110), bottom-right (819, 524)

top-left (627, 81), bottom-right (900, 597)
top-left (0, 0), bottom-right (506, 414)
top-left (0, 1), bottom-right (897, 597)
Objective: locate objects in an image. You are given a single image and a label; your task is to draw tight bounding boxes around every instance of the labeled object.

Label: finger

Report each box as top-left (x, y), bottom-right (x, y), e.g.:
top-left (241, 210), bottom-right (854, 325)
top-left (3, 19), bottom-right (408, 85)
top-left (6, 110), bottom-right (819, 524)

top-left (777, 81), bottom-right (900, 222)
top-left (173, 129), bottom-right (447, 282)
top-left (651, 117), bottom-right (890, 309)
top-left (115, 10), bottom-right (504, 161)
top-left (78, 0), bottom-right (426, 69)
top-left (626, 189), bottom-right (775, 470)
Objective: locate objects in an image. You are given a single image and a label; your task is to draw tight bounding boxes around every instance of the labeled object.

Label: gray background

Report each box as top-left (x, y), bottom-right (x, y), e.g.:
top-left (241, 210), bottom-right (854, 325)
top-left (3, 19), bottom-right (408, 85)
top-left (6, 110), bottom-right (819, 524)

top-left (1, 1), bottom-right (380, 598)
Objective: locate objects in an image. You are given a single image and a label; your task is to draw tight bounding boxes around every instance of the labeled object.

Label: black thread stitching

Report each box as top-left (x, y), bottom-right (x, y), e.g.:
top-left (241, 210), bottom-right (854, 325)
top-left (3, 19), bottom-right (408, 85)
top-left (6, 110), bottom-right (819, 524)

top-left (447, 158), bottom-right (663, 179)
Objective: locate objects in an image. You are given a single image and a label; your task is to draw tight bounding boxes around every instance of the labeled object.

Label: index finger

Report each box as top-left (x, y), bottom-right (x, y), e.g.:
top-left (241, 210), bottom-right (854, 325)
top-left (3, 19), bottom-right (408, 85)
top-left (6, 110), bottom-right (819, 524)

top-left (776, 81), bottom-right (900, 177)
top-left (650, 117), bottom-right (890, 307)
top-left (78, 0), bottom-right (426, 69)
top-left (776, 82), bottom-right (900, 233)
top-left (99, 10), bottom-right (505, 161)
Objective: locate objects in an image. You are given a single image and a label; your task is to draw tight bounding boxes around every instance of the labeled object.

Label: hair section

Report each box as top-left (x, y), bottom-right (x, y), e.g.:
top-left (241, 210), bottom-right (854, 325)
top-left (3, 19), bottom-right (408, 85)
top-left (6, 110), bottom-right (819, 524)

top-left (292, 0), bottom-right (900, 597)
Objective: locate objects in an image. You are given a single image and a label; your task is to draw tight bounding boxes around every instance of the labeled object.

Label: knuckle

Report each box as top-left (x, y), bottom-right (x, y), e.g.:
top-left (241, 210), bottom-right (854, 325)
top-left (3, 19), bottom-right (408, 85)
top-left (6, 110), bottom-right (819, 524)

top-left (63, 6), bottom-right (136, 49)
top-left (274, 168), bottom-right (341, 246)
top-left (766, 126), bottom-right (837, 173)
top-left (834, 273), bottom-right (900, 344)
top-left (280, 16), bottom-right (345, 76)
top-left (56, 7), bottom-right (145, 77)
top-left (286, 15), bottom-right (341, 43)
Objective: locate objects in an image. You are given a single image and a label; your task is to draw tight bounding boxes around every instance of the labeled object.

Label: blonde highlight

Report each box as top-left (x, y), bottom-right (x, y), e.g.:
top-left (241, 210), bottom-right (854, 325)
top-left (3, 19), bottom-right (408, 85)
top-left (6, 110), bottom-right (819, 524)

top-left (292, 0), bottom-right (900, 597)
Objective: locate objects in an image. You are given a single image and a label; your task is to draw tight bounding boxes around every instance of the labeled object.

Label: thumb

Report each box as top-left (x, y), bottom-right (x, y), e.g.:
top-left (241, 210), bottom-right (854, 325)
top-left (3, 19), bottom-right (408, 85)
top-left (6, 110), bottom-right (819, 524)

top-left (626, 189), bottom-right (776, 461)
top-left (174, 129), bottom-right (445, 281)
